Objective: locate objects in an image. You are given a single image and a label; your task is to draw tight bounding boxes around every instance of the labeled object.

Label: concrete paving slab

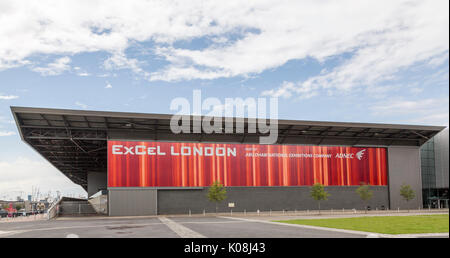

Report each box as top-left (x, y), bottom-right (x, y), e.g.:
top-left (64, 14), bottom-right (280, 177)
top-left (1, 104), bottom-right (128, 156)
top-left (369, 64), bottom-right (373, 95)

top-left (179, 216), bottom-right (363, 238)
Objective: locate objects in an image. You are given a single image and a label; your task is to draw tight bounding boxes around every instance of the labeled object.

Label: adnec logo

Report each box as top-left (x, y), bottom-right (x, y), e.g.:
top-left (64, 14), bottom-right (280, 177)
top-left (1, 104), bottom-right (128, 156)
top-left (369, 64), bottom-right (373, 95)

top-left (356, 149), bottom-right (366, 160)
top-left (335, 149), bottom-right (366, 160)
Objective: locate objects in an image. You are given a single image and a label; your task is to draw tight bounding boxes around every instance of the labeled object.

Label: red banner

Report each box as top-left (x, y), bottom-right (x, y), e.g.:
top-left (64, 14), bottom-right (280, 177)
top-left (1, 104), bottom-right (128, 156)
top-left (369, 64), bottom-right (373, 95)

top-left (107, 141), bottom-right (387, 187)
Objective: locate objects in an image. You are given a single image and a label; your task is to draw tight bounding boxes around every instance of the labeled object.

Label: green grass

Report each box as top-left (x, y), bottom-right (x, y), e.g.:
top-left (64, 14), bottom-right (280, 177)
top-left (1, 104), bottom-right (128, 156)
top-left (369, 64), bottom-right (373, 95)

top-left (275, 214), bottom-right (449, 234)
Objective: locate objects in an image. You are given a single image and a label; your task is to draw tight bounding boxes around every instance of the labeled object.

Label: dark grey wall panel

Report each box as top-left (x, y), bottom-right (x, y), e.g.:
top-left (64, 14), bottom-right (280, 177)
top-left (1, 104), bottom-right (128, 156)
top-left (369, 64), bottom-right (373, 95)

top-left (388, 146), bottom-right (423, 209)
top-left (87, 172), bottom-right (107, 197)
top-left (157, 186), bottom-right (388, 215)
top-left (109, 188), bottom-right (157, 216)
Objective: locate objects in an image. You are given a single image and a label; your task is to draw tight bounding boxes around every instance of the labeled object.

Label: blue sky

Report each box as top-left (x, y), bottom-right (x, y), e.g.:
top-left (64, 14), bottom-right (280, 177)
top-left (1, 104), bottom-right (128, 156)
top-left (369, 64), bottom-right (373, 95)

top-left (0, 0), bottom-right (448, 200)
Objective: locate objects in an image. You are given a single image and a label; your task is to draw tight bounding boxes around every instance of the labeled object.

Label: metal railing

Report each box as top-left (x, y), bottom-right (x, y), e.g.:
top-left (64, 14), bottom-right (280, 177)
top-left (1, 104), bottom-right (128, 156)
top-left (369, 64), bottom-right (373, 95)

top-left (46, 197), bottom-right (62, 220)
top-left (175, 207), bottom-right (449, 217)
top-left (59, 202), bottom-right (97, 215)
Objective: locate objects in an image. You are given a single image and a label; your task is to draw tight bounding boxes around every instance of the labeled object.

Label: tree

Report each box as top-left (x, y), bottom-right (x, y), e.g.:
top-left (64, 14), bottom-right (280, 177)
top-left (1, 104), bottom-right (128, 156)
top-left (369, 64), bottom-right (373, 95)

top-left (400, 184), bottom-right (415, 212)
top-left (310, 183), bottom-right (330, 214)
top-left (15, 204), bottom-right (23, 211)
top-left (207, 181), bottom-right (227, 214)
top-left (356, 183), bottom-right (373, 213)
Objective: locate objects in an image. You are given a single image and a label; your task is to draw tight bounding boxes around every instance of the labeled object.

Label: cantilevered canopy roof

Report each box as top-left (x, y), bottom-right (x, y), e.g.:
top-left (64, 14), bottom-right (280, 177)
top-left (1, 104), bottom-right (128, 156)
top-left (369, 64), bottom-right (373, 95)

top-left (11, 106), bottom-right (446, 190)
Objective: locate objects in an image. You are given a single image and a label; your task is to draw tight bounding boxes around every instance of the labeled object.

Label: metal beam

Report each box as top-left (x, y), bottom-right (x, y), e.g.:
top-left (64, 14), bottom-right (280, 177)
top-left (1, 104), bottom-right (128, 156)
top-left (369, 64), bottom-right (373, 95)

top-left (411, 131), bottom-right (430, 140)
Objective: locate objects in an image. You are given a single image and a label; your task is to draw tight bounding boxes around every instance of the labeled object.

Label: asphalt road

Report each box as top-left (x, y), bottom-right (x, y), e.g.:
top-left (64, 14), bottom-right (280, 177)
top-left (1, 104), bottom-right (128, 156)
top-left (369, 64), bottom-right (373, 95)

top-left (0, 215), bottom-right (363, 238)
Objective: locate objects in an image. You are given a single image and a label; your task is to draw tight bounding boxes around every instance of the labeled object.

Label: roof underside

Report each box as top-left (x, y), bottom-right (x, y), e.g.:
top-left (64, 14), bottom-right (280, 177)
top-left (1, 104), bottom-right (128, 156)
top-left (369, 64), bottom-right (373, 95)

top-left (11, 106), bottom-right (446, 190)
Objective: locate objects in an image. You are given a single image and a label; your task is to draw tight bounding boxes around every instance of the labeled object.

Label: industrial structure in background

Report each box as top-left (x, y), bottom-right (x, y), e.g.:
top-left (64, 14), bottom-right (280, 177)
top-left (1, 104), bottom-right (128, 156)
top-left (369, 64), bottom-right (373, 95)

top-left (11, 106), bottom-right (449, 216)
top-left (0, 198), bottom-right (50, 217)
top-left (0, 186), bottom-right (57, 217)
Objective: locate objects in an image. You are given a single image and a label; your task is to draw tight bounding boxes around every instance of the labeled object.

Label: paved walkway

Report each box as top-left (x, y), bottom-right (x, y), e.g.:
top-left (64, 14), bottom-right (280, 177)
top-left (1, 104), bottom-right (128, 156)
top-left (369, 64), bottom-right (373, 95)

top-left (0, 210), bottom-right (447, 238)
top-left (0, 215), bottom-right (361, 238)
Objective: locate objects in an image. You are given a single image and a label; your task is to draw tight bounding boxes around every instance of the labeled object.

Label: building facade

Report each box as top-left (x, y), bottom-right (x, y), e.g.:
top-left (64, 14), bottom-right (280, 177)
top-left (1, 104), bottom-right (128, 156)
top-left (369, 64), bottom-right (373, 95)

top-left (421, 128), bottom-right (449, 208)
top-left (11, 106), bottom-right (446, 216)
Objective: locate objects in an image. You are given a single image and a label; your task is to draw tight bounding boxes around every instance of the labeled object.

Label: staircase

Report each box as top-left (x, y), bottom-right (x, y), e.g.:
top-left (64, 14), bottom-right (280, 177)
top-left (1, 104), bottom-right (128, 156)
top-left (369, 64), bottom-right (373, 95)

top-left (58, 197), bottom-right (98, 217)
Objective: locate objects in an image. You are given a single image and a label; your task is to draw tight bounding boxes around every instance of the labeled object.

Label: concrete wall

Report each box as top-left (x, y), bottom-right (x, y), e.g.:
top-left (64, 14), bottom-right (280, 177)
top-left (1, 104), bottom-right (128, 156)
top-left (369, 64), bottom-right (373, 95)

top-left (109, 188), bottom-right (157, 216)
top-left (88, 195), bottom-right (108, 215)
top-left (387, 146), bottom-right (423, 209)
top-left (107, 186), bottom-right (388, 216)
top-left (157, 186), bottom-right (388, 215)
top-left (87, 172), bottom-right (107, 197)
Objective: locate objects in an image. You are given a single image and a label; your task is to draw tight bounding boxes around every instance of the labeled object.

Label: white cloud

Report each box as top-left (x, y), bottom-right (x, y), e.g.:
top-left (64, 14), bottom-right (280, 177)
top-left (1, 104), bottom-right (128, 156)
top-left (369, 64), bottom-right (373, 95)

top-left (149, 66), bottom-right (231, 81)
top-left (75, 101), bottom-right (88, 109)
top-left (0, 131), bottom-right (16, 137)
top-left (0, 157), bottom-right (86, 200)
top-left (103, 52), bottom-right (144, 74)
top-left (73, 66), bottom-right (90, 76)
top-left (0, 94), bottom-right (19, 100)
top-left (150, 0), bottom-right (449, 83)
top-left (32, 56), bottom-right (71, 76)
top-left (0, 116), bottom-right (14, 124)
top-left (0, 0), bottom-right (447, 85)
top-left (370, 98), bottom-right (449, 126)
top-left (262, 81), bottom-right (317, 99)
top-left (105, 82), bottom-right (112, 89)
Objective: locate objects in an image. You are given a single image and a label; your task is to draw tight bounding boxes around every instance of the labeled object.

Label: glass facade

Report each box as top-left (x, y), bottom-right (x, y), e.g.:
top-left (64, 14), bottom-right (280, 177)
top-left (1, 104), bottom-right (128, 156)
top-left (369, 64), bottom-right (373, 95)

top-left (421, 139), bottom-right (436, 190)
top-left (420, 137), bottom-right (449, 208)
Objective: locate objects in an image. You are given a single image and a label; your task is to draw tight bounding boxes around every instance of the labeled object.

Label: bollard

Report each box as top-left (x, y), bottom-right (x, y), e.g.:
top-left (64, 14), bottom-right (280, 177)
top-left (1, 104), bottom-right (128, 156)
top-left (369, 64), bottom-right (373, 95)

top-left (398, 207), bottom-right (400, 213)
top-left (294, 209), bottom-right (297, 215)
top-left (203, 209), bottom-right (206, 216)
top-left (307, 209), bottom-right (309, 214)
top-left (257, 209), bottom-right (260, 216)
top-left (283, 209), bottom-right (285, 215)
top-left (331, 208), bottom-right (333, 213)
top-left (189, 209), bottom-right (191, 217)
top-left (270, 209), bottom-right (272, 216)
top-left (342, 208), bottom-right (345, 213)
top-left (244, 209), bottom-right (246, 216)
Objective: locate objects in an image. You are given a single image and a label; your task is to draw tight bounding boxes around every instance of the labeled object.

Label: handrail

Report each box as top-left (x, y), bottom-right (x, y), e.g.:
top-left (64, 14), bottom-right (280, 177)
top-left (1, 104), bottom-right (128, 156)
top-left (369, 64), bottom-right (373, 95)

top-left (46, 197), bottom-right (62, 220)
